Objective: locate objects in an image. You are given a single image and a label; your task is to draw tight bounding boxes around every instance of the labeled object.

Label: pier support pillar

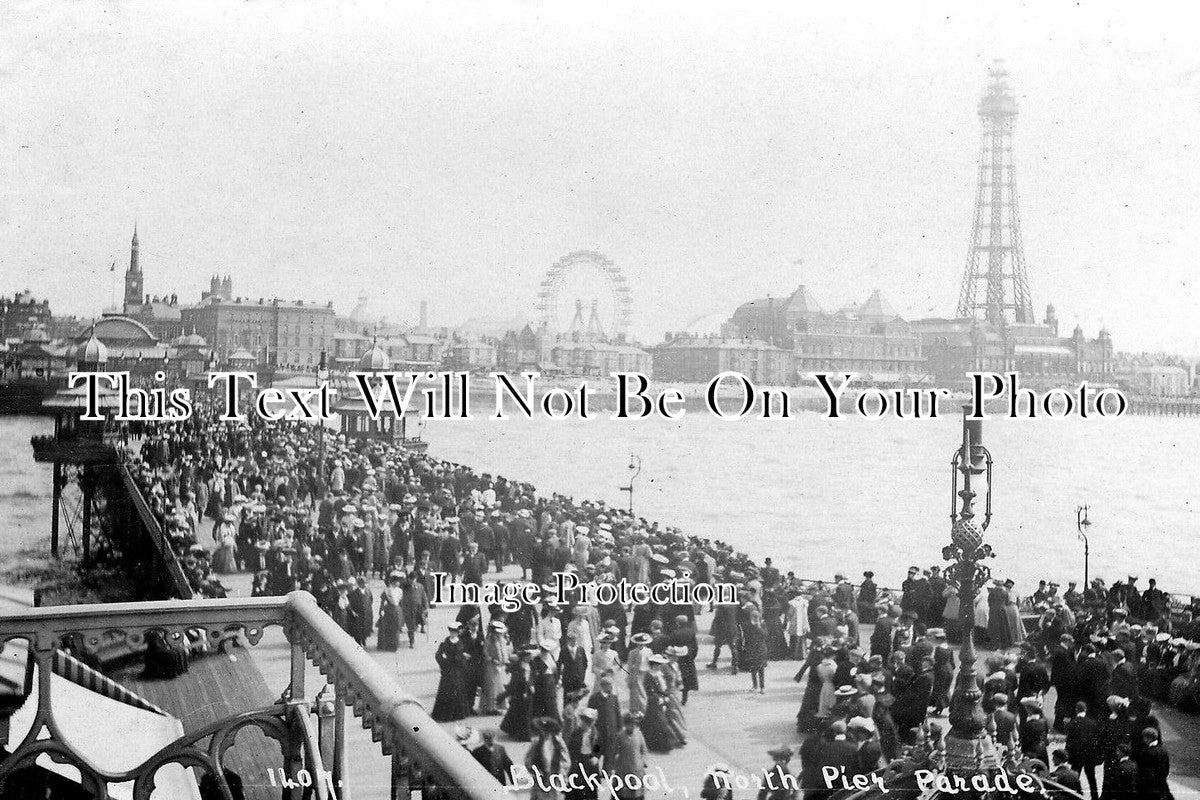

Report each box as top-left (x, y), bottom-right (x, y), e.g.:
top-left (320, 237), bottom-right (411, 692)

top-left (391, 752), bottom-right (411, 800)
top-left (333, 682), bottom-right (349, 800)
top-left (50, 461), bottom-right (61, 558)
top-left (80, 469), bottom-right (92, 569)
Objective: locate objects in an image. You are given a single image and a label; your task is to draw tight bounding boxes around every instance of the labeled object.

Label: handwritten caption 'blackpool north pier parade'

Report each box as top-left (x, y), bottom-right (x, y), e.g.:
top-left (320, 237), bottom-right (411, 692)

top-left (69, 370), bottom-right (1128, 423)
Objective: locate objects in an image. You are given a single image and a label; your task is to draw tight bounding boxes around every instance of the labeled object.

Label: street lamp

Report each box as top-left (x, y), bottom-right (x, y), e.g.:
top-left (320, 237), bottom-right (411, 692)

top-left (942, 405), bottom-right (1000, 776)
top-left (1076, 505), bottom-right (1091, 589)
top-left (618, 454), bottom-right (642, 514)
top-left (316, 349), bottom-right (329, 493)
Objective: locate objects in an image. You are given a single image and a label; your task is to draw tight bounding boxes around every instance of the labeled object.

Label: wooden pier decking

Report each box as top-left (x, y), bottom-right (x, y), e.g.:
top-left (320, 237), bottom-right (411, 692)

top-left (214, 567), bottom-right (1200, 799)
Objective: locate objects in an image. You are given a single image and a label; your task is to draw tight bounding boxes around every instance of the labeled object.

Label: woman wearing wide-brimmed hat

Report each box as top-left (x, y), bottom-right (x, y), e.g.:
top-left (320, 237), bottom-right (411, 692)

top-left (500, 647), bottom-right (537, 741)
top-left (376, 570), bottom-right (405, 652)
top-left (432, 622), bottom-right (471, 722)
top-left (640, 655), bottom-right (682, 754)
top-left (524, 717), bottom-right (569, 800)
top-left (480, 621), bottom-right (512, 715)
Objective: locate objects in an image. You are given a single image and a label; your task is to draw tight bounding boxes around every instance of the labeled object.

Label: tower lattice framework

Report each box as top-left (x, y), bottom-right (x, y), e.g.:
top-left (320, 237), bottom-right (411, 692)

top-left (956, 61), bottom-right (1034, 325)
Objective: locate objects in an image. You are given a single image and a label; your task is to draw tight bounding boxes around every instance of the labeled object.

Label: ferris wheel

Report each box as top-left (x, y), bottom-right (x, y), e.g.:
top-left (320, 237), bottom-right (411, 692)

top-left (536, 250), bottom-right (633, 338)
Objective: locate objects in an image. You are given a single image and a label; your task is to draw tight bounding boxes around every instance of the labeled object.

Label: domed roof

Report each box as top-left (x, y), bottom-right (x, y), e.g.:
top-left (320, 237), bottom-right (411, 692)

top-left (228, 347), bottom-right (255, 362)
top-left (172, 331), bottom-right (208, 348)
top-left (357, 341), bottom-right (390, 371)
top-left (349, 293), bottom-right (390, 327)
top-left (75, 334), bottom-right (108, 365)
top-left (22, 327), bottom-right (51, 344)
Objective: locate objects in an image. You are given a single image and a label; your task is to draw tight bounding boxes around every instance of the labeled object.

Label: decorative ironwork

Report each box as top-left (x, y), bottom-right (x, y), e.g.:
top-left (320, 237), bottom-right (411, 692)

top-left (942, 407), bottom-right (1000, 776)
top-left (0, 592), bottom-right (503, 800)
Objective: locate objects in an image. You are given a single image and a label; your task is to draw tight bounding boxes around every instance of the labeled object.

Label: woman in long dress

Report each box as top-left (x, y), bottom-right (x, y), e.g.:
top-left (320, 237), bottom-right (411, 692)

top-left (663, 647), bottom-right (688, 745)
top-left (524, 717), bottom-right (570, 800)
top-left (640, 657), bottom-right (683, 753)
top-left (211, 513), bottom-right (239, 574)
top-left (501, 649), bottom-right (535, 741)
top-left (536, 607), bottom-right (562, 660)
top-left (942, 581), bottom-right (961, 642)
top-left (376, 572), bottom-right (404, 652)
top-left (737, 610), bottom-right (768, 694)
top-left (796, 644), bottom-right (826, 732)
top-left (481, 622), bottom-right (512, 714)
top-left (531, 643), bottom-right (562, 723)
top-left (1001, 581), bottom-right (1027, 647)
top-left (431, 624), bottom-right (471, 722)
top-left (814, 648), bottom-right (838, 722)
top-left (987, 581), bottom-right (1008, 647)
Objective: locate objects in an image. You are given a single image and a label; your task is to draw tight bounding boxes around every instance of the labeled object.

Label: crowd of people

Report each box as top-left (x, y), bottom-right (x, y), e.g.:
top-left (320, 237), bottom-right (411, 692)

top-left (116, 399), bottom-right (1197, 800)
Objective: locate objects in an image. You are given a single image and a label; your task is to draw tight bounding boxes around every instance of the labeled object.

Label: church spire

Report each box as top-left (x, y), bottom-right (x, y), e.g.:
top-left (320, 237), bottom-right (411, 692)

top-left (123, 223), bottom-right (144, 310)
top-left (130, 223), bottom-right (140, 273)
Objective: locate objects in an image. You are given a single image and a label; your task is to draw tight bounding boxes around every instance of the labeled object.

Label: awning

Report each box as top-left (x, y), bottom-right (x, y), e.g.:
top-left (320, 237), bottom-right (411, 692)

top-left (51, 649), bottom-right (168, 715)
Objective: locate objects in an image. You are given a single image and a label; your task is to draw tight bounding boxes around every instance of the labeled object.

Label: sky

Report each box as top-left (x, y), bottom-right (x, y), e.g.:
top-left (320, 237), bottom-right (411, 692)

top-left (2, 1), bottom-right (1200, 352)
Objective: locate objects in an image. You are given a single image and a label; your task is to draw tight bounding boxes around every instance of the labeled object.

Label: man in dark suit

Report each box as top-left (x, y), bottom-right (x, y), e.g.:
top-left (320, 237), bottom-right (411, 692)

top-left (1108, 647), bottom-right (1139, 703)
top-left (820, 720), bottom-right (863, 778)
top-left (1134, 728), bottom-right (1172, 800)
top-left (471, 730), bottom-right (514, 785)
top-left (460, 541), bottom-right (489, 585)
top-left (558, 631), bottom-right (590, 695)
top-left (870, 607), bottom-right (898, 662)
top-left (587, 676), bottom-right (623, 767)
top-left (1048, 750), bottom-right (1082, 800)
top-left (991, 693), bottom-right (1018, 754)
top-left (1065, 701), bottom-right (1102, 800)
top-left (1099, 743), bottom-right (1137, 799)
top-left (1076, 645), bottom-right (1111, 717)
top-left (1049, 635), bottom-right (1080, 732)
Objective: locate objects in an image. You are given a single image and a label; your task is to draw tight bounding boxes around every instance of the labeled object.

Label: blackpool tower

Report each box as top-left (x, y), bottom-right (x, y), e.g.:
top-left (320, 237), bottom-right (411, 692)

top-left (955, 61), bottom-right (1035, 326)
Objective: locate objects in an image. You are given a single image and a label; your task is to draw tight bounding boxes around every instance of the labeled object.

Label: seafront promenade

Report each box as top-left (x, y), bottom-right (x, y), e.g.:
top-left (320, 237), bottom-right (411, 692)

top-left (207, 567), bottom-right (1200, 799)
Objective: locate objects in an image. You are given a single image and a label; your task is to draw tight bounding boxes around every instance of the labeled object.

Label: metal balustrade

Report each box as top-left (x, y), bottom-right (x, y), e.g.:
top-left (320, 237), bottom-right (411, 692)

top-left (0, 591), bottom-right (505, 800)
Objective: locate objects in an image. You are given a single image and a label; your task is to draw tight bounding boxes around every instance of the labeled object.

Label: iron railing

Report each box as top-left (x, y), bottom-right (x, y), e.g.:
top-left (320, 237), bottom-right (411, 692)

top-left (117, 463), bottom-right (195, 600)
top-left (0, 591), bottom-right (504, 800)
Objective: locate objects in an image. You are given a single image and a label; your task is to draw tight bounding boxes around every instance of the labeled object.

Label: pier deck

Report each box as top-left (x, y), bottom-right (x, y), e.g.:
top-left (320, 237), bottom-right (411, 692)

top-left (214, 567), bottom-right (1200, 799)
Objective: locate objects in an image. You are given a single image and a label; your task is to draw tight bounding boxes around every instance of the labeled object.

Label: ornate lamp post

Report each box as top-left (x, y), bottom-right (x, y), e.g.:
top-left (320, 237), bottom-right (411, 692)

top-left (618, 454), bottom-right (642, 514)
top-left (1076, 505), bottom-right (1091, 589)
top-left (942, 406), bottom-right (999, 777)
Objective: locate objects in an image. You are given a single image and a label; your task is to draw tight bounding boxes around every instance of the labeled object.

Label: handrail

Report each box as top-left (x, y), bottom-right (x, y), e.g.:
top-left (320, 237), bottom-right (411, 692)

top-left (285, 591), bottom-right (504, 796)
top-left (118, 463), bottom-right (195, 599)
top-left (0, 592), bottom-right (505, 799)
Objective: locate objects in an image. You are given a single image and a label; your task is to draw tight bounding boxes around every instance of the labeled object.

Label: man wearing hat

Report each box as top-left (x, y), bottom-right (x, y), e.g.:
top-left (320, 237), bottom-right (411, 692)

top-left (348, 576), bottom-right (374, 647)
top-left (857, 571), bottom-right (878, 623)
top-left (700, 765), bottom-right (734, 800)
top-left (567, 707), bottom-right (603, 799)
top-left (560, 629), bottom-right (590, 696)
top-left (471, 729), bottom-right (515, 785)
top-left (761, 745), bottom-right (797, 800)
top-left (586, 675), bottom-right (623, 768)
top-left (870, 605), bottom-right (899, 662)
